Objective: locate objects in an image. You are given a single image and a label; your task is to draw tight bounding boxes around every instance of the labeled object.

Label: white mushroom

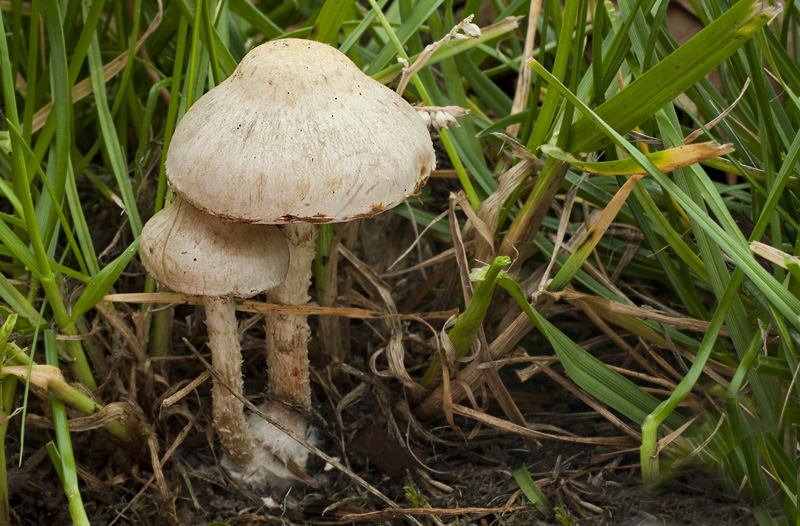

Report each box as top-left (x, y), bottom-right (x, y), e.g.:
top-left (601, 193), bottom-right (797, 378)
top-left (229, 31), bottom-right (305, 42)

top-left (140, 197), bottom-right (289, 467)
top-left (164, 38), bottom-right (436, 485)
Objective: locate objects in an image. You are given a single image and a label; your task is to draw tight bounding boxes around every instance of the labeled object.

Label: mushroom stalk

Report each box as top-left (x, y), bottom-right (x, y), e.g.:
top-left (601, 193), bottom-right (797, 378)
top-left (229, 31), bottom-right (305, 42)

top-left (139, 198), bottom-right (289, 475)
top-left (205, 296), bottom-right (255, 466)
top-left (266, 223), bottom-right (319, 421)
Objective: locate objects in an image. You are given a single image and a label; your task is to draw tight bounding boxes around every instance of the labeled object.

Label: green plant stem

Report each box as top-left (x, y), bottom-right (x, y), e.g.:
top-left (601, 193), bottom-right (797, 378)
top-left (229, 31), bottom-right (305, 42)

top-left (421, 256), bottom-right (510, 386)
top-left (0, 313), bottom-right (17, 526)
top-left (371, 17), bottom-right (522, 84)
top-left (0, 378), bottom-right (14, 526)
top-left (499, 156), bottom-right (569, 266)
top-left (44, 330), bottom-right (90, 526)
top-left (640, 271), bottom-right (741, 482)
top-left (149, 306), bottom-right (173, 358)
top-left (201, 0), bottom-right (221, 85)
top-left (527, 0), bottom-right (580, 151)
top-left (314, 224), bottom-right (333, 303)
top-left (186, 0), bottom-right (205, 108)
top-left (149, 15), bottom-right (189, 358)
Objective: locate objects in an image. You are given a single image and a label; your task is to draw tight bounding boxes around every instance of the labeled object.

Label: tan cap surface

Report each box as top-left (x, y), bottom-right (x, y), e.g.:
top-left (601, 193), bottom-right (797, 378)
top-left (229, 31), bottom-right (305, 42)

top-left (140, 198), bottom-right (289, 297)
top-left (166, 38), bottom-right (435, 224)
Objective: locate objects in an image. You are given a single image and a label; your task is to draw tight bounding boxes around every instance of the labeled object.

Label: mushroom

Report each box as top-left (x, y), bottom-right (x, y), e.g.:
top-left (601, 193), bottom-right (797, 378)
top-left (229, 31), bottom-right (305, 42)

top-left (163, 38), bottom-right (436, 484)
top-left (140, 197), bottom-right (289, 468)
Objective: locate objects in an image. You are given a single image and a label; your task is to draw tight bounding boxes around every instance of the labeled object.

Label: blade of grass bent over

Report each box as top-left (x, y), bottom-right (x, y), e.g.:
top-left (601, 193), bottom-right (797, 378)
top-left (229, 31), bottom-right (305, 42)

top-left (496, 273), bottom-right (684, 429)
top-left (69, 239), bottom-right (140, 325)
top-left (309, 0), bottom-right (352, 45)
top-left (641, 274), bottom-right (740, 481)
top-left (543, 142), bottom-right (735, 176)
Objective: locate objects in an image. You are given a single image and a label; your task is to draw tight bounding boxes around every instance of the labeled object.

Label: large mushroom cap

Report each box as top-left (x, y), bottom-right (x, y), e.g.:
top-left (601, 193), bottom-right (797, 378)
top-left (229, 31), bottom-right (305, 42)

top-left (166, 38), bottom-right (436, 224)
top-left (140, 198), bottom-right (290, 297)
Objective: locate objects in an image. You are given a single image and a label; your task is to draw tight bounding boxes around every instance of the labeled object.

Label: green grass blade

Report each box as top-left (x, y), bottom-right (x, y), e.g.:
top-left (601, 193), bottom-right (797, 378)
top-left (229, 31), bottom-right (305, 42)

top-left (0, 217), bottom-right (41, 277)
top-left (69, 239), bottom-right (140, 326)
top-left (201, 0), bottom-right (222, 85)
top-left (497, 273), bottom-right (684, 429)
top-left (64, 165), bottom-right (99, 276)
top-left (0, 275), bottom-right (39, 324)
top-left (44, 330), bottom-right (90, 526)
top-left (567, 1), bottom-right (780, 153)
top-left (228, 0), bottom-right (282, 40)
top-left (513, 464), bottom-right (553, 517)
top-left (526, 0), bottom-right (581, 151)
top-left (309, 0), bottom-right (352, 45)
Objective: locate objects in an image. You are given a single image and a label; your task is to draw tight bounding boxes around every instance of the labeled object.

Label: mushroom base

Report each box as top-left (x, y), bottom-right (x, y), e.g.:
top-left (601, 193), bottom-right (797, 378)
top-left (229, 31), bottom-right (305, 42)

top-left (221, 403), bottom-right (315, 488)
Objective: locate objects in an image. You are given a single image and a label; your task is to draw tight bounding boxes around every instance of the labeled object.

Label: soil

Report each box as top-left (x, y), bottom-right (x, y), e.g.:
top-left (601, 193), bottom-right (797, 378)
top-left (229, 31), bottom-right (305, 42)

top-left (4, 397), bottom-right (758, 526)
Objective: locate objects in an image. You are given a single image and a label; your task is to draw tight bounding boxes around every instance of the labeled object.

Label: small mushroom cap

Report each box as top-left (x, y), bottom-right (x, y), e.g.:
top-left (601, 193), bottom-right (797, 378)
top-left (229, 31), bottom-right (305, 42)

top-left (140, 198), bottom-right (289, 298)
top-left (166, 38), bottom-right (436, 225)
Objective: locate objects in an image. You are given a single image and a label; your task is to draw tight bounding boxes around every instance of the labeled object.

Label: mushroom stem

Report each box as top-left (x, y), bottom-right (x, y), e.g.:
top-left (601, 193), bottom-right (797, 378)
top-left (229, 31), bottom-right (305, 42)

top-left (205, 296), bottom-right (255, 466)
top-left (266, 223), bottom-right (319, 415)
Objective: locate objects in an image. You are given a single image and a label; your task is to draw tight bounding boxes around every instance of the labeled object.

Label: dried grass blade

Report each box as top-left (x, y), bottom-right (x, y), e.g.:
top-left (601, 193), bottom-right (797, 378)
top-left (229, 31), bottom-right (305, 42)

top-left (475, 329), bottom-right (539, 452)
top-left (102, 293), bottom-right (381, 319)
top-left (451, 404), bottom-right (634, 446)
top-left (562, 290), bottom-right (728, 336)
top-left (549, 174), bottom-right (645, 292)
top-left (547, 142), bottom-right (735, 175)
top-left (506, 0), bottom-right (543, 137)
top-left (338, 245), bottom-right (424, 394)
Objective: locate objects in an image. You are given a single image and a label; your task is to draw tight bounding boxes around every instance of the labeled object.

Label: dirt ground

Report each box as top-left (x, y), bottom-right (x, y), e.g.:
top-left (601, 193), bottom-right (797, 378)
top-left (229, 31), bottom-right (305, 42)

top-left (4, 329), bottom-right (758, 525)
